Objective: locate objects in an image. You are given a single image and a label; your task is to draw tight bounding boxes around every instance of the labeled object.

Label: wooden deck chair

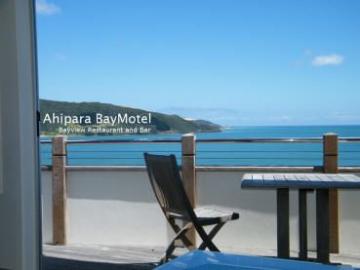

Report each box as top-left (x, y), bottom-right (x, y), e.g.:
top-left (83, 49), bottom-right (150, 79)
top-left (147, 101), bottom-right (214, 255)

top-left (144, 153), bottom-right (239, 263)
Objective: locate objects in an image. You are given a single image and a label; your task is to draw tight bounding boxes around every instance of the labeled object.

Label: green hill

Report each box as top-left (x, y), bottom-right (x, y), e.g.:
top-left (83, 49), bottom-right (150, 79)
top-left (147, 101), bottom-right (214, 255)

top-left (40, 99), bottom-right (222, 135)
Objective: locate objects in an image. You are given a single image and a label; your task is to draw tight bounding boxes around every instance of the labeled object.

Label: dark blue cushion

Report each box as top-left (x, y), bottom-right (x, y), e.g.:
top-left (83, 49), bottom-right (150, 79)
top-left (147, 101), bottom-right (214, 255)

top-left (156, 251), bottom-right (356, 270)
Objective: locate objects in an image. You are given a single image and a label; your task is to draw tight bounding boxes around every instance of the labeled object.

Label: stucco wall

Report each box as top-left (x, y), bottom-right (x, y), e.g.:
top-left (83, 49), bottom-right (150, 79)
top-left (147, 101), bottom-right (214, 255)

top-left (41, 169), bottom-right (360, 257)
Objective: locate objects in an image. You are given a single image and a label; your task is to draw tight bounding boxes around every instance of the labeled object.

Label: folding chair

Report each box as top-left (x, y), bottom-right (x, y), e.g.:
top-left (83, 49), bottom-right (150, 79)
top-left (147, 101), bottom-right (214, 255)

top-left (144, 153), bottom-right (239, 263)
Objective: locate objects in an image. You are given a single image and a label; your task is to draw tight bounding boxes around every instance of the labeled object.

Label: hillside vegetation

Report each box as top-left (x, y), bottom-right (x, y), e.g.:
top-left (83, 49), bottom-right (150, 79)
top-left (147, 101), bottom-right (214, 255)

top-left (40, 99), bottom-right (222, 135)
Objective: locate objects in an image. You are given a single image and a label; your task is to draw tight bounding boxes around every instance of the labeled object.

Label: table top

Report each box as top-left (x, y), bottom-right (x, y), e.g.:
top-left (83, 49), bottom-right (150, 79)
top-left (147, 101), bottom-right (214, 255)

top-left (241, 173), bottom-right (360, 189)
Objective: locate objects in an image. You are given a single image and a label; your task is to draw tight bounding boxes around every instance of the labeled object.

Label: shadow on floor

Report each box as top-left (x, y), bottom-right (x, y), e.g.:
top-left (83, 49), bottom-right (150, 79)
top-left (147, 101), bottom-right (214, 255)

top-left (42, 256), bottom-right (157, 270)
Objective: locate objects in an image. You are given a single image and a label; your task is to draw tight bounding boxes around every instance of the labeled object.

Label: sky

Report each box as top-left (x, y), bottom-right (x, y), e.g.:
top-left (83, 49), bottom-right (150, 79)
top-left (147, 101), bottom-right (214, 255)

top-left (36, 0), bottom-right (360, 126)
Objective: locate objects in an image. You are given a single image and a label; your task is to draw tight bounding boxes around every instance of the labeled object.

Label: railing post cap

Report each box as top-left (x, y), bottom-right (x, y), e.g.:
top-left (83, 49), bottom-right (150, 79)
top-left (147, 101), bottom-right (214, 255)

top-left (182, 133), bottom-right (196, 139)
top-left (324, 133), bottom-right (338, 137)
top-left (52, 135), bottom-right (67, 155)
top-left (55, 135), bottom-right (67, 138)
top-left (182, 133), bottom-right (196, 155)
top-left (52, 135), bottom-right (67, 141)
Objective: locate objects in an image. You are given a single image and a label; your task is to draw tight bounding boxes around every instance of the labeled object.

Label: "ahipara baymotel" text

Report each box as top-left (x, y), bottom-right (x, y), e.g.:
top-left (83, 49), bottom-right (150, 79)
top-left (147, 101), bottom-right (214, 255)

top-left (43, 113), bottom-right (152, 126)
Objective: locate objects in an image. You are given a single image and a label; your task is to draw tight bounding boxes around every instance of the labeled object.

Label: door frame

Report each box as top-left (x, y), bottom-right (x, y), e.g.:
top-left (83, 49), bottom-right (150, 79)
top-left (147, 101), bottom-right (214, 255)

top-left (0, 0), bottom-right (41, 269)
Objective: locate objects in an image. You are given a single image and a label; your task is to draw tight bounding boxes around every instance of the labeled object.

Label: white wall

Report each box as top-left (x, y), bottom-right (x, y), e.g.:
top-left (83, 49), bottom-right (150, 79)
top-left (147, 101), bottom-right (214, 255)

top-left (42, 169), bottom-right (168, 247)
top-left (197, 171), bottom-right (299, 253)
top-left (339, 186), bottom-right (360, 256)
top-left (42, 171), bottom-right (53, 244)
top-left (197, 171), bottom-right (321, 254)
top-left (42, 169), bottom-right (360, 257)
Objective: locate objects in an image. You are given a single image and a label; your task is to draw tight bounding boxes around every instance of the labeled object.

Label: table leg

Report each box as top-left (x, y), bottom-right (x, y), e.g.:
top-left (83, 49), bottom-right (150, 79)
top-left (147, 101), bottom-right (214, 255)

top-left (298, 189), bottom-right (308, 260)
top-left (316, 189), bottom-right (330, 263)
top-left (277, 188), bottom-right (290, 258)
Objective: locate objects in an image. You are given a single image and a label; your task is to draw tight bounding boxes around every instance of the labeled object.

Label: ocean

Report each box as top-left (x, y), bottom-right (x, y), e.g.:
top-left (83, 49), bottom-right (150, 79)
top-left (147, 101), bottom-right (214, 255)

top-left (40, 125), bottom-right (360, 167)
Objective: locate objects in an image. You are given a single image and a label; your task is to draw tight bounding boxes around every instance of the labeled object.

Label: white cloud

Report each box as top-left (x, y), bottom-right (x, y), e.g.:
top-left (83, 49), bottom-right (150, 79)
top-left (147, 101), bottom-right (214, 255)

top-left (36, 0), bottom-right (61, 15)
top-left (312, 54), bottom-right (344, 66)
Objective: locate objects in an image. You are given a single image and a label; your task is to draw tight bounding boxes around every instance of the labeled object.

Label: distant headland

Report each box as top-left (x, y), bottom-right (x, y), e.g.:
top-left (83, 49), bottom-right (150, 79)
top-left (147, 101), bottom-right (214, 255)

top-left (40, 99), bottom-right (222, 135)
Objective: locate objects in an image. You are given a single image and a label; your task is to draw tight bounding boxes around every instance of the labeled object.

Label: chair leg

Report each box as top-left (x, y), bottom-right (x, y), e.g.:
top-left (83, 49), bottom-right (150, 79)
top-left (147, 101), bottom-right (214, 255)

top-left (192, 222), bottom-right (220, 252)
top-left (160, 222), bottom-right (193, 263)
top-left (198, 222), bottom-right (224, 250)
top-left (161, 220), bottom-right (225, 262)
top-left (168, 220), bottom-right (194, 248)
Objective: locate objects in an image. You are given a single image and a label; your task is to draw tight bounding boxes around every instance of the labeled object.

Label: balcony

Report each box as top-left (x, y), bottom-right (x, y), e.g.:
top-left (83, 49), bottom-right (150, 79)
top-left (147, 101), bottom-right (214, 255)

top-left (40, 134), bottom-right (360, 269)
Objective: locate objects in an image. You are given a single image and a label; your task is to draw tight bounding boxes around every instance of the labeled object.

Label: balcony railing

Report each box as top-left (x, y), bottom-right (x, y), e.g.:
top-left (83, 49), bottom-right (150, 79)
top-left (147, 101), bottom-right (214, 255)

top-left (40, 135), bottom-right (360, 168)
top-left (40, 133), bottom-right (360, 250)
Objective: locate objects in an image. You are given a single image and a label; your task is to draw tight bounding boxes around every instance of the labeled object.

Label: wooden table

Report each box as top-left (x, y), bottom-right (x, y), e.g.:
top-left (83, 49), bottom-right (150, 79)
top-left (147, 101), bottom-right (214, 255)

top-left (241, 173), bottom-right (360, 264)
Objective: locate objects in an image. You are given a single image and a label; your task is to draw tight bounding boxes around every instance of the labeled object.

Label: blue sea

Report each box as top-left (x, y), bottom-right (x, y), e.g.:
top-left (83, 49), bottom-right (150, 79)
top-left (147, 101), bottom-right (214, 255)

top-left (40, 125), bottom-right (360, 167)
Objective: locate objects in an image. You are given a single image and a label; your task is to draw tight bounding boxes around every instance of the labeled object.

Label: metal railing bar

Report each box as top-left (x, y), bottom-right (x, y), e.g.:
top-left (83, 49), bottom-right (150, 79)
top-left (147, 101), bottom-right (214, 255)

top-left (196, 150), bottom-right (322, 153)
top-left (65, 139), bottom-right (181, 144)
top-left (196, 138), bottom-right (322, 143)
top-left (67, 156), bottom-right (320, 160)
top-left (66, 150), bottom-right (182, 153)
top-left (43, 165), bottom-right (360, 173)
top-left (339, 138), bottom-right (360, 142)
top-left (67, 157), bottom-right (180, 160)
top-left (196, 157), bottom-right (321, 160)
top-left (39, 137), bottom-right (360, 145)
